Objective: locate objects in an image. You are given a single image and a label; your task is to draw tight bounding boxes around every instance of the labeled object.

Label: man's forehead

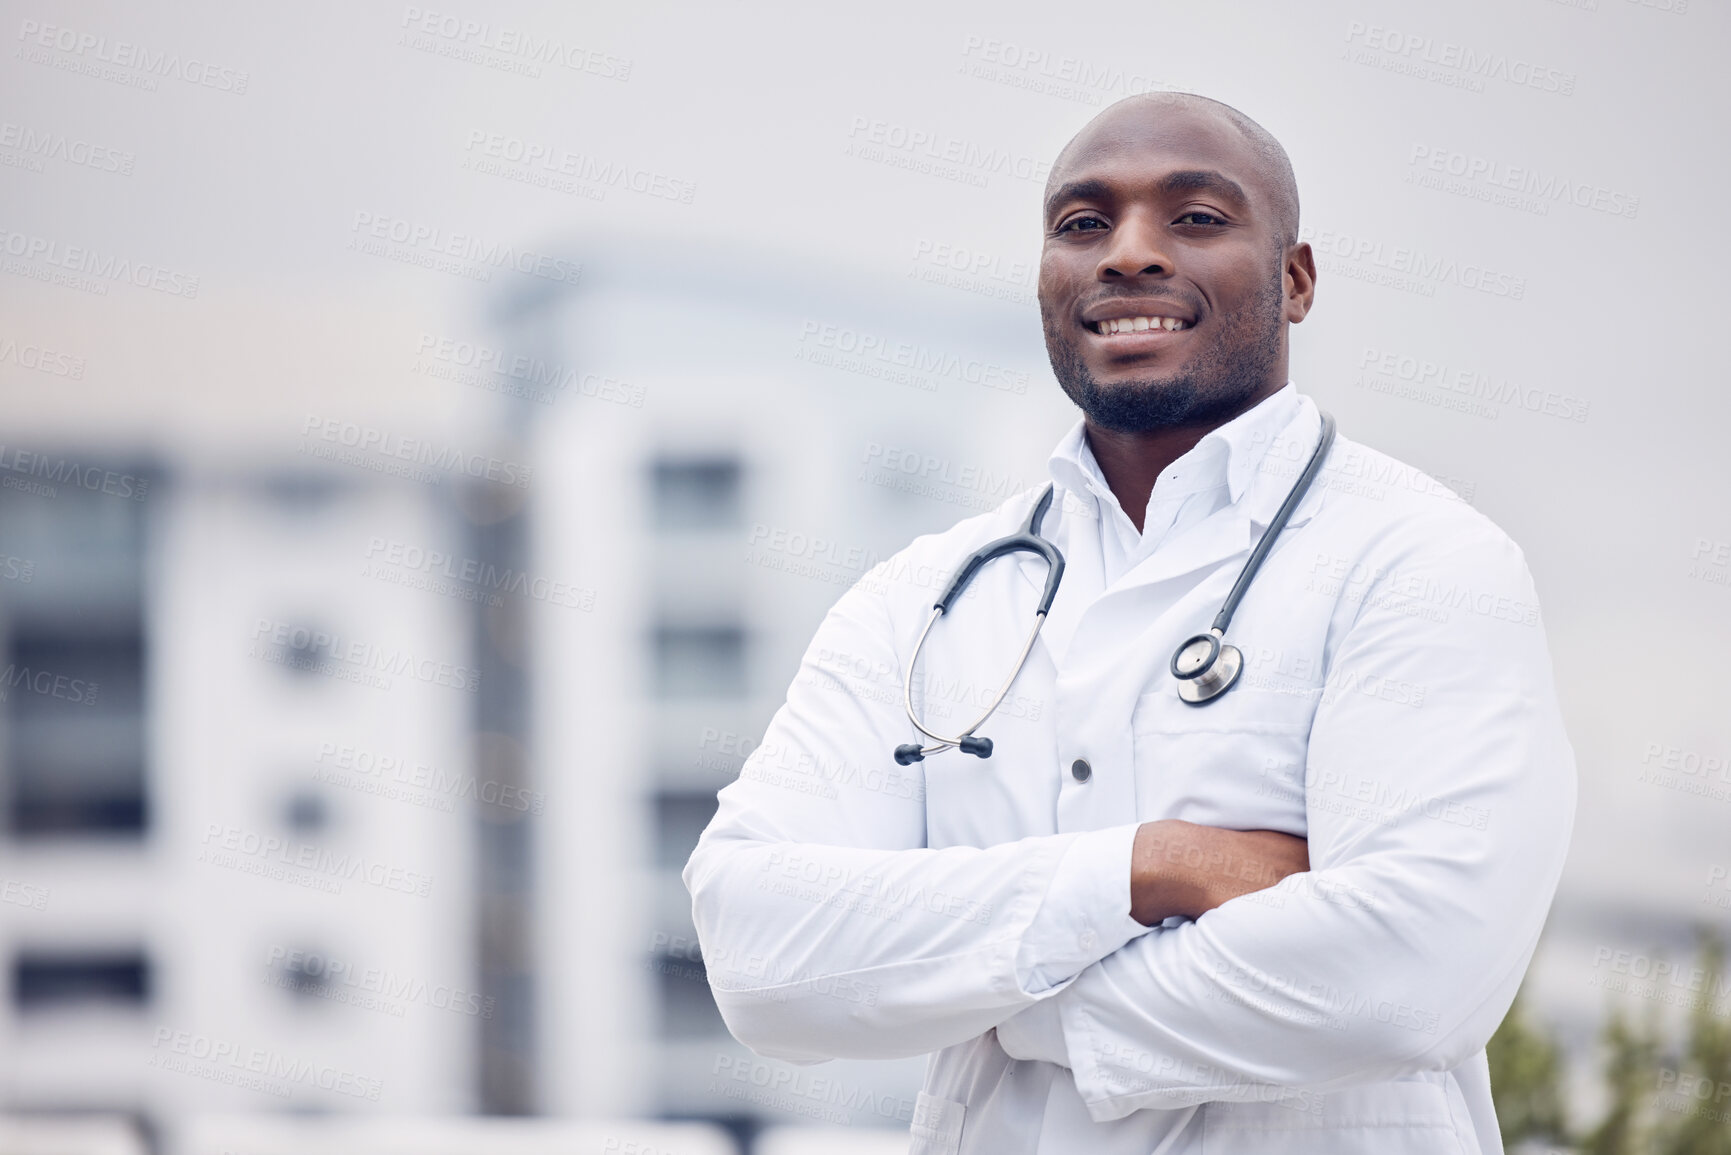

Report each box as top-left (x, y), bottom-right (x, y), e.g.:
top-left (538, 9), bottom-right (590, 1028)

top-left (1048, 103), bottom-right (1266, 199)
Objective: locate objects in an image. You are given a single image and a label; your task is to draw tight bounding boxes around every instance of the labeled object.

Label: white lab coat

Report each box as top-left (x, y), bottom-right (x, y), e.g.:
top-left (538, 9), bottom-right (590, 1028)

top-left (684, 392), bottom-right (1576, 1154)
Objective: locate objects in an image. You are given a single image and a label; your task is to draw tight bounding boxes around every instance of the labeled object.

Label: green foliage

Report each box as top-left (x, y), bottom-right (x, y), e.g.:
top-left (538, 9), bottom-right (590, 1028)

top-left (1656, 931), bottom-right (1731, 1155)
top-left (1488, 989), bottom-right (1570, 1146)
top-left (1579, 1004), bottom-right (1662, 1155)
top-left (1490, 927), bottom-right (1731, 1155)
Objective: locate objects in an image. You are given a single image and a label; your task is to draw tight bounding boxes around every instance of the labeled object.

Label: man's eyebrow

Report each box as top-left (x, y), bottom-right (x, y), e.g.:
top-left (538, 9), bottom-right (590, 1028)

top-left (1044, 169), bottom-right (1250, 217)
top-left (1157, 169), bottom-right (1249, 205)
top-left (1043, 178), bottom-right (1112, 217)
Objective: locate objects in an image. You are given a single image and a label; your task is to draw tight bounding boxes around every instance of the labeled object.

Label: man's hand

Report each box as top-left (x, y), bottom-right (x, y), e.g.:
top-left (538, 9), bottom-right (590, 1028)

top-left (1130, 819), bottom-right (1309, 926)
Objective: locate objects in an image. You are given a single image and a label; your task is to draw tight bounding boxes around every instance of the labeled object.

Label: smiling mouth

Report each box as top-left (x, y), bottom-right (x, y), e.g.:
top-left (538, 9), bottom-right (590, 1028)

top-left (1087, 315), bottom-right (1192, 335)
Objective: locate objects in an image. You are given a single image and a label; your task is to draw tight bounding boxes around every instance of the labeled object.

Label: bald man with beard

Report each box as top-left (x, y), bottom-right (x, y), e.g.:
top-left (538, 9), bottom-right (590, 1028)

top-left (686, 93), bottom-right (1574, 1155)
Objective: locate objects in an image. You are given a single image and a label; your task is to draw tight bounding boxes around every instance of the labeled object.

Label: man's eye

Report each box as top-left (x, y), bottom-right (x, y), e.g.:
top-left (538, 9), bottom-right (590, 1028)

top-left (1175, 211), bottom-right (1225, 226)
top-left (1058, 216), bottom-right (1108, 233)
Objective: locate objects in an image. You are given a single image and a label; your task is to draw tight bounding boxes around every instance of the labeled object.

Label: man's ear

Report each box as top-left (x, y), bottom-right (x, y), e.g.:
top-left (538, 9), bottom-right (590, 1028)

top-left (1284, 242), bottom-right (1317, 324)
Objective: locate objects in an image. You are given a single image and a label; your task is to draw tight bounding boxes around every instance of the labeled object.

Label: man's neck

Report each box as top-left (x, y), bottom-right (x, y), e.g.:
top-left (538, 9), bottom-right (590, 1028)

top-left (1082, 384), bottom-right (1284, 533)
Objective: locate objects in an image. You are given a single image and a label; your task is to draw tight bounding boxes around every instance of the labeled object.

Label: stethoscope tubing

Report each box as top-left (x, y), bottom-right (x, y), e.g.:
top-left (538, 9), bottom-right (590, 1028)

top-left (900, 602), bottom-right (1049, 758)
top-left (895, 409), bottom-right (1336, 763)
top-left (895, 484), bottom-right (1064, 763)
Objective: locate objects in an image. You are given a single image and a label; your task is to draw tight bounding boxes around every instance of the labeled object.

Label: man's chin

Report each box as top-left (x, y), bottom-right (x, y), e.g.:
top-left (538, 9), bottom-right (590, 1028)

top-left (1058, 367), bottom-right (1271, 434)
top-left (1087, 368), bottom-right (1186, 393)
top-left (1070, 371), bottom-right (1195, 409)
top-left (1064, 384), bottom-right (1194, 432)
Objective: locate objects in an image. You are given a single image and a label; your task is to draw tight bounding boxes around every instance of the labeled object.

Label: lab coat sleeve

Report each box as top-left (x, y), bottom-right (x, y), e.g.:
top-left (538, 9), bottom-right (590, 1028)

top-left (683, 562), bottom-right (1150, 1064)
top-left (1034, 518), bottom-right (1577, 1120)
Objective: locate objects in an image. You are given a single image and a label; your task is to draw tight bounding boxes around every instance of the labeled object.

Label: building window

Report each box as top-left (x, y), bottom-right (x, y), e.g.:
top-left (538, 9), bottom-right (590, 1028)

top-left (0, 471), bottom-right (150, 838)
top-left (13, 950), bottom-right (151, 1011)
top-left (650, 458), bottom-right (741, 531)
top-left (282, 788), bottom-right (330, 834)
top-left (653, 950), bottom-right (726, 1039)
top-left (5, 625), bottom-right (146, 834)
top-left (257, 618), bottom-right (335, 680)
top-left (652, 625), bottom-right (746, 698)
top-left (267, 946), bottom-right (332, 1002)
top-left (652, 789), bottom-right (719, 870)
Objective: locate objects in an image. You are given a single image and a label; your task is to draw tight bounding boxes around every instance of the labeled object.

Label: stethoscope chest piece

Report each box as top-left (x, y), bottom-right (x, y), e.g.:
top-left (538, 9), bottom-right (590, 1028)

top-left (1171, 629), bottom-right (1244, 705)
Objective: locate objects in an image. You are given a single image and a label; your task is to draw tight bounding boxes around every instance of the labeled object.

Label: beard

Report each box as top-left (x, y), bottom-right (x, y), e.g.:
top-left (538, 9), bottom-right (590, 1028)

top-left (1042, 271), bottom-right (1286, 434)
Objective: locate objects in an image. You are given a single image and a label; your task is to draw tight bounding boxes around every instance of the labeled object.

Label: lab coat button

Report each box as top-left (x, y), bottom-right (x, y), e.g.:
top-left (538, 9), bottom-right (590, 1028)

top-left (1070, 759), bottom-right (1092, 783)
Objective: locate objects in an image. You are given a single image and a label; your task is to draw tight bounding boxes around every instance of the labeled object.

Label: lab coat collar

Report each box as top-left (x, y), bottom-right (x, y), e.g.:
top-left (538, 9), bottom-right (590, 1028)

top-left (1237, 392), bottom-right (1329, 531)
top-left (1031, 386), bottom-right (1329, 601)
top-left (1045, 382), bottom-right (1305, 530)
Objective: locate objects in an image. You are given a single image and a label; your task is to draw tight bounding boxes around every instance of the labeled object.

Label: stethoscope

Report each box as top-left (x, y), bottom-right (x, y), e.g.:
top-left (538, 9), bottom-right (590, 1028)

top-left (893, 411), bottom-right (1336, 766)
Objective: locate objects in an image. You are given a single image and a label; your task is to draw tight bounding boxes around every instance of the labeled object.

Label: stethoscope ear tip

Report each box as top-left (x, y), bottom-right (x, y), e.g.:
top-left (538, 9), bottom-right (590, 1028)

top-left (893, 744), bottom-right (926, 765)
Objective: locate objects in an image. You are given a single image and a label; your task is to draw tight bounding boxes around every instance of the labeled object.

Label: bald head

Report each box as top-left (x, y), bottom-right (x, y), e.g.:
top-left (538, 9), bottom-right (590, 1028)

top-left (1048, 93), bottom-right (1300, 248)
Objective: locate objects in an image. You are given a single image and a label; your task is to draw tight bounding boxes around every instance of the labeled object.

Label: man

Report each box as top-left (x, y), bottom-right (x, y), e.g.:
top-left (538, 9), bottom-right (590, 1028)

top-left (684, 93), bottom-right (1574, 1155)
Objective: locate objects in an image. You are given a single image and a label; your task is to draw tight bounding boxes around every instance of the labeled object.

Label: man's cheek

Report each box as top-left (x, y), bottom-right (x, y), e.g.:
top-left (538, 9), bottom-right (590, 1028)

top-left (1036, 253), bottom-right (1071, 309)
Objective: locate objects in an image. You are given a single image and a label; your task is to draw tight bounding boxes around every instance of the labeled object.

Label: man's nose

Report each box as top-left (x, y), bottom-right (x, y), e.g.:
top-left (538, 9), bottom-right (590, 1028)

top-left (1096, 216), bottom-right (1173, 281)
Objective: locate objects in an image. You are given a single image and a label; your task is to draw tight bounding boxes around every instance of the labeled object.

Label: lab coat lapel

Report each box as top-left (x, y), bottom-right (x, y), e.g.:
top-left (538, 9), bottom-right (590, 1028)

top-left (1238, 397), bottom-right (1329, 533)
top-left (1101, 398), bottom-right (1328, 601)
top-left (1109, 504), bottom-right (1254, 598)
top-left (1049, 506), bottom-right (1255, 786)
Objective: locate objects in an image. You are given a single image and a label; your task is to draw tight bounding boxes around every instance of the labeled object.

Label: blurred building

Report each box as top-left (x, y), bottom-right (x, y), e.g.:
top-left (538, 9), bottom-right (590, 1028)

top-left (525, 241), bottom-right (1057, 1144)
top-left (0, 237), bottom-right (1059, 1154)
top-left (0, 447), bottom-right (486, 1148)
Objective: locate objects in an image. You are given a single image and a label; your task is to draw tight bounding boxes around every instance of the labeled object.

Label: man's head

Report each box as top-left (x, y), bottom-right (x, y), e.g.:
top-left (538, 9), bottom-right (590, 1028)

top-left (1038, 93), bottom-right (1315, 434)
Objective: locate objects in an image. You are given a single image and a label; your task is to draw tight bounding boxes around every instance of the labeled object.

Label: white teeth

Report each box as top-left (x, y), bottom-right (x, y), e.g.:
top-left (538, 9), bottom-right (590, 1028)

top-left (1098, 316), bottom-right (1188, 334)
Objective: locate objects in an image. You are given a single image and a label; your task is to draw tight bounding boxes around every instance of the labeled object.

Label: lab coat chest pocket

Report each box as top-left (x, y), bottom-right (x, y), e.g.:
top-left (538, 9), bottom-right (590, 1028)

top-left (1131, 681), bottom-right (1320, 830)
